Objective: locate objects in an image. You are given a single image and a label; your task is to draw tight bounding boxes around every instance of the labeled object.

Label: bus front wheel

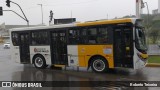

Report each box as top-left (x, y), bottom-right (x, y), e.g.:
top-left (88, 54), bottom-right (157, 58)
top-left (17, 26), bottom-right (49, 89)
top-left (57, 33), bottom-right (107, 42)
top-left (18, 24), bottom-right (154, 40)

top-left (33, 55), bottom-right (46, 69)
top-left (91, 57), bottom-right (108, 73)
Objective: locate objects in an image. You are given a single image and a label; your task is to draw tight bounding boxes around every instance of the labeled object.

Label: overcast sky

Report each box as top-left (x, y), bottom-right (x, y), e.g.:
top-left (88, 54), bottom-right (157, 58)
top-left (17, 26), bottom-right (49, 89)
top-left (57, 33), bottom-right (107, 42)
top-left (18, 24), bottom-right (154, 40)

top-left (0, 0), bottom-right (158, 25)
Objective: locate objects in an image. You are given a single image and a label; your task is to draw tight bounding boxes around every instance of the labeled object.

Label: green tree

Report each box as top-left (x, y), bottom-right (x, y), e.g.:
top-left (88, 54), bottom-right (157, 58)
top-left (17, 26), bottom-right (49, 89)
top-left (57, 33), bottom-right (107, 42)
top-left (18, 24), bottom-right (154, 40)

top-left (148, 16), bottom-right (160, 44)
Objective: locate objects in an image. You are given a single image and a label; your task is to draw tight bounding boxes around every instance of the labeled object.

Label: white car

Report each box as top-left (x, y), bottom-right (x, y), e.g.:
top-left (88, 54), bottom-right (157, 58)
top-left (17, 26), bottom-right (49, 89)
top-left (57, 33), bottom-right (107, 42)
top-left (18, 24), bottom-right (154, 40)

top-left (3, 42), bottom-right (10, 49)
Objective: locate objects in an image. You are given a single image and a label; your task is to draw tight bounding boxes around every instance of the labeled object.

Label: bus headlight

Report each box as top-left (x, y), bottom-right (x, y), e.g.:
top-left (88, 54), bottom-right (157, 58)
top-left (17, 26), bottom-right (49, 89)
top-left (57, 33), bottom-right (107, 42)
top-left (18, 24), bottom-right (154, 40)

top-left (137, 53), bottom-right (148, 61)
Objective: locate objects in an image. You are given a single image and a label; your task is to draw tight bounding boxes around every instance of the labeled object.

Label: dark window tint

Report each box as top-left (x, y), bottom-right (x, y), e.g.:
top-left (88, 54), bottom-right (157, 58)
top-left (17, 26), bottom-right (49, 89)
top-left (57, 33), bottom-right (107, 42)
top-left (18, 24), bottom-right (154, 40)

top-left (68, 26), bottom-right (111, 44)
top-left (31, 31), bottom-right (49, 45)
top-left (68, 29), bottom-right (79, 44)
top-left (11, 32), bottom-right (19, 46)
top-left (88, 28), bottom-right (97, 35)
top-left (88, 28), bottom-right (97, 44)
top-left (81, 28), bottom-right (87, 35)
top-left (97, 27), bottom-right (108, 43)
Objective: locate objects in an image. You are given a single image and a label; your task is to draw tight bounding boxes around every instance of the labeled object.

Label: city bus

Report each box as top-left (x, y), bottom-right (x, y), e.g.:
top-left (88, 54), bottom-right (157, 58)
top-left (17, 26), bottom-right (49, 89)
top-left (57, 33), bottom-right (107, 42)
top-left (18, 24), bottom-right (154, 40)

top-left (10, 18), bottom-right (148, 73)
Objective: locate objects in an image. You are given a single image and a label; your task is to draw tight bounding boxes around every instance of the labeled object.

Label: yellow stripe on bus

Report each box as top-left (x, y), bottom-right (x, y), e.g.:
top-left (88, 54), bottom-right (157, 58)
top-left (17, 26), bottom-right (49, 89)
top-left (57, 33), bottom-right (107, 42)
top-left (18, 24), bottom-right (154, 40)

top-left (76, 18), bottom-right (132, 27)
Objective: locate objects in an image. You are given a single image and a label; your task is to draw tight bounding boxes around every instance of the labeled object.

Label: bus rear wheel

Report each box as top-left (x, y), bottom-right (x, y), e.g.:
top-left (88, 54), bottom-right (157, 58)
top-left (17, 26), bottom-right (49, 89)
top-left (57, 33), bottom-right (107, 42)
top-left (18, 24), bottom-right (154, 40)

top-left (91, 57), bottom-right (108, 73)
top-left (33, 55), bottom-right (46, 69)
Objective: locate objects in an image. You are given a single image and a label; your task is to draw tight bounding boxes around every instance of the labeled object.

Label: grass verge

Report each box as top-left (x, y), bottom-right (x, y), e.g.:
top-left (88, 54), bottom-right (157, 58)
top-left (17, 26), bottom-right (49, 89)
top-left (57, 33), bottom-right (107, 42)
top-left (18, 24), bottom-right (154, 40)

top-left (148, 55), bottom-right (160, 63)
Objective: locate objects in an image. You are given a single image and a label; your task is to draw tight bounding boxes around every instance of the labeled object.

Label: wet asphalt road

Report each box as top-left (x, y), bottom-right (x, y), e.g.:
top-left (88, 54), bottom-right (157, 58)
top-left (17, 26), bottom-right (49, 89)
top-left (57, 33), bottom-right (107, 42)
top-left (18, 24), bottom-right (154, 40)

top-left (0, 47), bottom-right (160, 90)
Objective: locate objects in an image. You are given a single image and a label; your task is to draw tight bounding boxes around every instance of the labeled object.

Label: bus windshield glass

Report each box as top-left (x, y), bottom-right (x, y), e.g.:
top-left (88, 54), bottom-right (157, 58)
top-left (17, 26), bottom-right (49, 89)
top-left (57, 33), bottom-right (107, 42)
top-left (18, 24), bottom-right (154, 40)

top-left (135, 27), bottom-right (147, 53)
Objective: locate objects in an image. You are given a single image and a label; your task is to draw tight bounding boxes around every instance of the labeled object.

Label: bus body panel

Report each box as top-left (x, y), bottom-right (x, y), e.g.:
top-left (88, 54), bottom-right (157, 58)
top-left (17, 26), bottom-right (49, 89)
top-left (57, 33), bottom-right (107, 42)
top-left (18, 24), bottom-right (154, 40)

top-left (30, 46), bottom-right (51, 65)
top-left (134, 48), bottom-right (147, 69)
top-left (78, 45), bottom-right (114, 68)
top-left (10, 29), bottom-right (20, 63)
top-left (67, 45), bottom-right (79, 66)
top-left (11, 46), bottom-right (21, 63)
top-left (67, 45), bottom-right (114, 68)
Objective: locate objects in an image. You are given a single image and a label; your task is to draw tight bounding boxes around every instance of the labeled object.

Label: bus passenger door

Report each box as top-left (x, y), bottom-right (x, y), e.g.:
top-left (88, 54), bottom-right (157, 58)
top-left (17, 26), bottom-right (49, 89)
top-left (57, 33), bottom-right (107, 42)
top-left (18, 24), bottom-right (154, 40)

top-left (19, 33), bottom-right (30, 63)
top-left (123, 28), bottom-right (133, 68)
top-left (51, 30), bottom-right (68, 65)
top-left (114, 28), bottom-right (125, 67)
top-left (114, 27), bottom-right (133, 68)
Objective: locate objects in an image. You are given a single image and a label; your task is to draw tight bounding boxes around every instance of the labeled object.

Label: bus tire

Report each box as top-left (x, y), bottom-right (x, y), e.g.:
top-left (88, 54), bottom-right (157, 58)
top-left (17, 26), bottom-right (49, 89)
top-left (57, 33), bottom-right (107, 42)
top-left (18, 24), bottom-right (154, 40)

top-left (91, 57), bottom-right (108, 73)
top-left (33, 55), bottom-right (46, 69)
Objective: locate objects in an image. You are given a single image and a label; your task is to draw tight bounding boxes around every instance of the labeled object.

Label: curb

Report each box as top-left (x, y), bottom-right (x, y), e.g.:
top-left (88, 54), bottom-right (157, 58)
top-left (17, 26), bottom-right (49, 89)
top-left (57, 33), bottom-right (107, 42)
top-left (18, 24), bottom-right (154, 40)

top-left (146, 63), bottom-right (160, 67)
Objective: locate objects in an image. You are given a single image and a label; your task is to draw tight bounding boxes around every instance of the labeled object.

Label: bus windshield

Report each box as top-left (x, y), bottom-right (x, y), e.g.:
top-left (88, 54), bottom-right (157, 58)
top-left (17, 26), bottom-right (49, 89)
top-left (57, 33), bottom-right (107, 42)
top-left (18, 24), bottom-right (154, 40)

top-left (135, 27), bottom-right (147, 53)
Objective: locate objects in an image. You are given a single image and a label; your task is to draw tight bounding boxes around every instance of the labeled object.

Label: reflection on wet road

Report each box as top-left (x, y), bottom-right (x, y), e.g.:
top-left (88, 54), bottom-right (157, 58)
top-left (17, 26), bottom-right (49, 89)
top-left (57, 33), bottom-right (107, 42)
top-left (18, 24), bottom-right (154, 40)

top-left (0, 47), bottom-right (160, 90)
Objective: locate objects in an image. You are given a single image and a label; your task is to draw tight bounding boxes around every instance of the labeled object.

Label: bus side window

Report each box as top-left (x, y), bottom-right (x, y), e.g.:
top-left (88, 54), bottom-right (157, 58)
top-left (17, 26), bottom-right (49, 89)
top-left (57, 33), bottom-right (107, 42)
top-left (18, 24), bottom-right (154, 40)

top-left (31, 31), bottom-right (49, 45)
top-left (69, 30), bottom-right (74, 36)
top-left (12, 32), bottom-right (19, 46)
top-left (69, 29), bottom-right (81, 44)
top-left (97, 27), bottom-right (108, 44)
top-left (88, 28), bottom-right (97, 44)
top-left (69, 30), bottom-right (77, 44)
top-left (79, 28), bottom-right (88, 44)
top-left (31, 32), bottom-right (36, 45)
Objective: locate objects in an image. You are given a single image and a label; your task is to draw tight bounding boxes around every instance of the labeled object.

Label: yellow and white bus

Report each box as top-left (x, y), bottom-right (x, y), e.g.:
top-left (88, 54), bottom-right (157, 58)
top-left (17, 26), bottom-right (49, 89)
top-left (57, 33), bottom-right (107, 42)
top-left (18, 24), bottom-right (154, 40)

top-left (10, 18), bottom-right (148, 73)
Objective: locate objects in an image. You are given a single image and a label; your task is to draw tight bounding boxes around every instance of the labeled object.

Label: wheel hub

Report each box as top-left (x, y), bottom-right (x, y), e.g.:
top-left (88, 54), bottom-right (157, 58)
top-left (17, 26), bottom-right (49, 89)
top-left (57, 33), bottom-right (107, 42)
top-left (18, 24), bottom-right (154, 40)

top-left (93, 59), bottom-right (105, 72)
top-left (35, 57), bottom-right (43, 67)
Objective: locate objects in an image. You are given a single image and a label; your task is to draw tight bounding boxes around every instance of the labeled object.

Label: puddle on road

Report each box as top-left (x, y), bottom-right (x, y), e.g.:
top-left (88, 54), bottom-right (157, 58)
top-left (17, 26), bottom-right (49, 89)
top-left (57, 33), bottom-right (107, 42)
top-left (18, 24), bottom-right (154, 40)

top-left (9, 65), bottom-right (156, 90)
top-left (11, 64), bottom-right (154, 81)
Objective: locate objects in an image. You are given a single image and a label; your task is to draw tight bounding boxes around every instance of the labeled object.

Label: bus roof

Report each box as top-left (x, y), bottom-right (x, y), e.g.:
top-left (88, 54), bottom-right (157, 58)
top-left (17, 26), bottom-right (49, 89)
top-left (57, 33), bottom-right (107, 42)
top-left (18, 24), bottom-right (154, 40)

top-left (10, 23), bottom-right (76, 31)
top-left (76, 18), bottom-right (136, 26)
top-left (10, 18), bottom-right (137, 32)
